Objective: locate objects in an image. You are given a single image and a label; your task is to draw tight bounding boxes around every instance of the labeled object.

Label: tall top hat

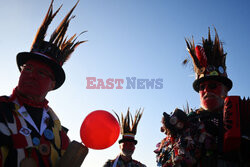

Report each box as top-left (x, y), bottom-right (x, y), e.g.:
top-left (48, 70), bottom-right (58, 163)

top-left (184, 28), bottom-right (232, 92)
top-left (16, 0), bottom-right (86, 90)
top-left (115, 108), bottom-right (143, 145)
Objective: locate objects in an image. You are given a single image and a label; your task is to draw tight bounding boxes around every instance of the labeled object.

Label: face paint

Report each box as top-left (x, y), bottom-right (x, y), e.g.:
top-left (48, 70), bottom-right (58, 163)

top-left (199, 80), bottom-right (227, 111)
top-left (120, 142), bottom-right (135, 157)
top-left (17, 60), bottom-right (55, 101)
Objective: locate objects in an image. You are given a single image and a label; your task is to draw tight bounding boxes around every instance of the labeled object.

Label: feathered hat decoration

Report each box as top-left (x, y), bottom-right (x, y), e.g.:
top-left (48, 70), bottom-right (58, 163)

top-left (184, 27), bottom-right (232, 92)
top-left (16, 0), bottom-right (86, 89)
top-left (115, 108), bottom-right (143, 145)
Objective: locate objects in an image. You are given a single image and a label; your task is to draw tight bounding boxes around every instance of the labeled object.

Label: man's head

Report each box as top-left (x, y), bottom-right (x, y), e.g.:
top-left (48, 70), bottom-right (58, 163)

top-left (17, 60), bottom-right (55, 101)
top-left (199, 80), bottom-right (228, 111)
top-left (185, 28), bottom-right (233, 110)
top-left (119, 141), bottom-right (136, 157)
top-left (116, 109), bottom-right (143, 159)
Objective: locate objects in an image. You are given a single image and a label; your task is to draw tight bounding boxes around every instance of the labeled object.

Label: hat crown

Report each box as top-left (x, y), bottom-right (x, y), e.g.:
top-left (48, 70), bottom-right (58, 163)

top-left (31, 41), bottom-right (62, 65)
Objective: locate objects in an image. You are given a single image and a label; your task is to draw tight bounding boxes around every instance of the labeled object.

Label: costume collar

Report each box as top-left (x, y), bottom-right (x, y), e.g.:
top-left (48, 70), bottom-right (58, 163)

top-left (18, 105), bottom-right (49, 135)
top-left (10, 87), bottom-right (48, 108)
top-left (196, 107), bottom-right (223, 114)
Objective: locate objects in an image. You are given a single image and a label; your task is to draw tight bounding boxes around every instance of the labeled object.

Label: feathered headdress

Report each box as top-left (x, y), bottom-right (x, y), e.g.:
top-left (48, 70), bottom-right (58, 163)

top-left (115, 108), bottom-right (143, 145)
top-left (16, 0), bottom-right (86, 89)
top-left (184, 27), bottom-right (232, 92)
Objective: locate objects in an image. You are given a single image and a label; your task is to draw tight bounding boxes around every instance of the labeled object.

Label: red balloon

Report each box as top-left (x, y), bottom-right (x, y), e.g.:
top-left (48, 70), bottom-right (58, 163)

top-left (80, 110), bottom-right (120, 149)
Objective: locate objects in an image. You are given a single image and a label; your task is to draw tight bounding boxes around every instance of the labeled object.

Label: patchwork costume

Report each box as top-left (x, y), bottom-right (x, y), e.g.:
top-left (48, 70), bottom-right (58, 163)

top-left (0, 92), bottom-right (69, 167)
top-left (155, 109), bottom-right (196, 167)
top-left (187, 98), bottom-right (250, 167)
top-left (104, 155), bottom-right (146, 167)
top-left (0, 0), bottom-right (86, 166)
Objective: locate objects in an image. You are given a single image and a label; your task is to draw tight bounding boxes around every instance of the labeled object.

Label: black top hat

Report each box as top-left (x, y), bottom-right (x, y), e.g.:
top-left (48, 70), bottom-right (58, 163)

top-left (184, 28), bottom-right (232, 92)
top-left (16, 0), bottom-right (86, 90)
top-left (118, 134), bottom-right (138, 145)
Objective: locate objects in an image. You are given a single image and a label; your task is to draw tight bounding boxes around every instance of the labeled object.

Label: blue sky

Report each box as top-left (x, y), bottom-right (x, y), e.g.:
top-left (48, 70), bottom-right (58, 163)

top-left (0, 0), bottom-right (249, 166)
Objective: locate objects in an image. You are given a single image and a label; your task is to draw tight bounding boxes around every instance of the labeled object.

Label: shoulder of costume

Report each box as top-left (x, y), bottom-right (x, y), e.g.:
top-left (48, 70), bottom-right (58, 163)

top-left (132, 159), bottom-right (146, 166)
top-left (43, 106), bottom-right (70, 135)
top-left (47, 106), bottom-right (60, 121)
top-left (188, 107), bottom-right (220, 119)
top-left (0, 95), bottom-right (15, 123)
top-left (0, 95), bottom-right (10, 103)
top-left (186, 108), bottom-right (200, 121)
top-left (62, 126), bottom-right (69, 134)
top-left (187, 108), bottom-right (210, 125)
top-left (47, 106), bottom-right (64, 127)
top-left (103, 159), bottom-right (115, 166)
top-left (195, 107), bottom-right (205, 114)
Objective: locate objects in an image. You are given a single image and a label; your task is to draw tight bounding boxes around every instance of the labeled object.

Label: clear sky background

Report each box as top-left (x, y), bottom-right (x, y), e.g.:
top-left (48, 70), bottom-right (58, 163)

top-left (0, 0), bottom-right (249, 166)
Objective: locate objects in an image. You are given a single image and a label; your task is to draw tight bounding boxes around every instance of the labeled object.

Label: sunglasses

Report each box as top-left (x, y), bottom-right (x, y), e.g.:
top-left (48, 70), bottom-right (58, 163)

top-left (21, 64), bottom-right (55, 81)
top-left (199, 83), bottom-right (218, 91)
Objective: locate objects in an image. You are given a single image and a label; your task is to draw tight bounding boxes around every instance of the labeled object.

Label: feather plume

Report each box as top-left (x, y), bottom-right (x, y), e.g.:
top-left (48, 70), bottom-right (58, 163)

top-left (49, 0), bottom-right (79, 43)
top-left (48, 0), bottom-right (86, 65)
top-left (116, 108), bottom-right (143, 135)
top-left (185, 38), bottom-right (201, 73)
top-left (32, 0), bottom-right (86, 65)
top-left (131, 108), bottom-right (143, 134)
top-left (184, 27), bottom-right (227, 72)
top-left (182, 101), bottom-right (190, 114)
top-left (113, 110), bottom-right (120, 124)
top-left (32, 0), bottom-right (62, 48)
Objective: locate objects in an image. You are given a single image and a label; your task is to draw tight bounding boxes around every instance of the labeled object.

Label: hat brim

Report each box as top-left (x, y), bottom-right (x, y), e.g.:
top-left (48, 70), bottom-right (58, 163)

top-left (193, 76), bottom-right (233, 92)
top-left (16, 52), bottom-right (65, 90)
top-left (118, 138), bottom-right (137, 145)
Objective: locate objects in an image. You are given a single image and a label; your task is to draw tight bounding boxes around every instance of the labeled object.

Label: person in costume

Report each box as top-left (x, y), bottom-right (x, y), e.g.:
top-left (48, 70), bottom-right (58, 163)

top-left (179, 28), bottom-right (250, 166)
top-left (0, 0), bottom-right (88, 166)
top-left (103, 109), bottom-right (146, 167)
top-left (155, 109), bottom-right (196, 167)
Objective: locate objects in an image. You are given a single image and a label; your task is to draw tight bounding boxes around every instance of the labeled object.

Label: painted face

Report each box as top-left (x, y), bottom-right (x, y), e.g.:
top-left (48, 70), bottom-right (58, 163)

top-left (120, 141), bottom-right (135, 157)
top-left (17, 60), bottom-right (55, 100)
top-left (199, 80), bottom-right (227, 111)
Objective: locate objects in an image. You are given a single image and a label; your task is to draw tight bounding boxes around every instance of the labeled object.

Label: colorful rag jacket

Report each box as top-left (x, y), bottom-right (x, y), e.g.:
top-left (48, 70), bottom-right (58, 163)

top-left (154, 131), bottom-right (196, 167)
top-left (188, 106), bottom-right (250, 167)
top-left (155, 97), bottom-right (250, 167)
top-left (103, 155), bottom-right (146, 167)
top-left (0, 96), bottom-right (70, 167)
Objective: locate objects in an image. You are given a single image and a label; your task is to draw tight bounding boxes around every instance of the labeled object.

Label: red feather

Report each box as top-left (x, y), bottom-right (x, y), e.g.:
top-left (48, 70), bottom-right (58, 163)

top-left (195, 45), bottom-right (207, 68)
